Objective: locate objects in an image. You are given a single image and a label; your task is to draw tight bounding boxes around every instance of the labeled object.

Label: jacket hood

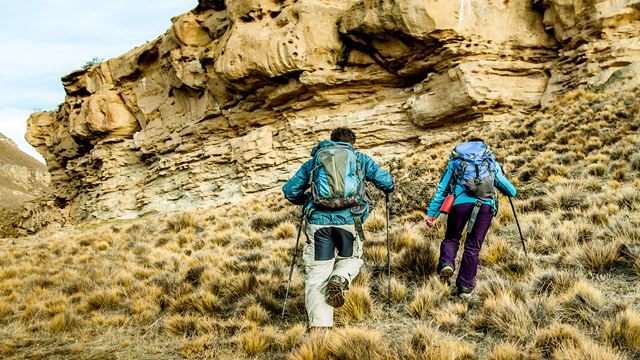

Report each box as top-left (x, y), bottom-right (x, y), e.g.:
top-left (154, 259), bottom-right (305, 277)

top-left (310, 140), bottom-right (354, 157)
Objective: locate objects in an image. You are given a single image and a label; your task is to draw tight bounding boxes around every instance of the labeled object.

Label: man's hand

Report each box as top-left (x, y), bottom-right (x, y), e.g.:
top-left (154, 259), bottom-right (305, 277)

top-left (424, 216), bottom-right (438, 227)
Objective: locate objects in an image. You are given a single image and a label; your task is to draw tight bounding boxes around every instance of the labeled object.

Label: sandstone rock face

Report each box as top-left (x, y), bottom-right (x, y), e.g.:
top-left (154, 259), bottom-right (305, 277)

top-left (0, 132), bottom-right (52, 237)
top-left (539, 0), bottom-right (640, 103)
top-left (0, 133), bottom-right (49, 204)
top-left (22, 0), bottom-right (640, 228)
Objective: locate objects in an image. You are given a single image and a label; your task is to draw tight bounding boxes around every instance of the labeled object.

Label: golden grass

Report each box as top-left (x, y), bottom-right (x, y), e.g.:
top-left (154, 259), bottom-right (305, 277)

top-left (336, 286), bottom-right (373, 323)
top-left (394, 240), bottom-right (439, 279)
top-left (568, 240), bottom-right (622, 273)
top-left (364, 213), bottom-right (386, 232)
top-left (390, 224), bottom-right (421, 252)
top-left (472, 291), bottom-right (533, 340)
top-left (407, 278), bottom-right (449, 319)
top-left (552, 340), bottom-right (628, 360)
top-left (326, 327), bottom-right (392, 360)
top-left (531, 322), bottom-right (587, 358)
top-left (603, 308), bottom-right (640, 351)
top-left (482, 342), bottom-right (529, 360)
top-left (401, 325), bottom-right (475, 360)
top-left (274, 222), bottom-right (297, 239)
top-left (1, 85), bottom-right (639, 358)
top-left (557, 281), bottom-right (605, 328)
top-left (243, 303), bottom-right (269, 324)
top-left (480, 236), bottom-right (510, 266)
top-left (433, 302), bottom-right (466, 330)
top-left (378, 276), bottom-right (408, 302)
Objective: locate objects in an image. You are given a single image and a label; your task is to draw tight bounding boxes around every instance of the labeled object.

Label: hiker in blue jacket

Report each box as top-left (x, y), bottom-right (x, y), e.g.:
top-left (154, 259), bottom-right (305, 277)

top-left (425, 137), bottom-right (516, 297)
top-left (283, 127), bottom-right (394, 329)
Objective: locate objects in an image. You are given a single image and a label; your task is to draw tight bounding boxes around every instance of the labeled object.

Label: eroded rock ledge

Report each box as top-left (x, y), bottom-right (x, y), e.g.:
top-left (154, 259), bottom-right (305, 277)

top-left (23, 0), bottom-right (640, 229)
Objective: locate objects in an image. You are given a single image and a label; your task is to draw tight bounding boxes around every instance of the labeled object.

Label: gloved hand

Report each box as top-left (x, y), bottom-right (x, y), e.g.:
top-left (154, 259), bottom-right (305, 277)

top-left (424, 216), bottom-right (438, 227)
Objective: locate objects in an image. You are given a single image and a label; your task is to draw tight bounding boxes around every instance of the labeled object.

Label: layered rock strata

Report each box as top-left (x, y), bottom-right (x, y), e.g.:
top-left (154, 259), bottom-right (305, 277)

top-left (0, 133), bottom-right (49, 204)
top-left (23, 0), bottom-right (640, 227)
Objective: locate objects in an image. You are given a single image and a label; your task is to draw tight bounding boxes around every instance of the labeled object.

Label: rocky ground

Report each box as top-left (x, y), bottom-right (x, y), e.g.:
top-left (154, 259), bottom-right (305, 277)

top-left (0, 85), bottom-right (638, 359)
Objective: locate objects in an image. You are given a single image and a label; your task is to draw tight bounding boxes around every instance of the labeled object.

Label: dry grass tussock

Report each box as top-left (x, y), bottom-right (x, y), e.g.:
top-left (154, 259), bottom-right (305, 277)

top-left (0, 86), bottom-right (639, 358)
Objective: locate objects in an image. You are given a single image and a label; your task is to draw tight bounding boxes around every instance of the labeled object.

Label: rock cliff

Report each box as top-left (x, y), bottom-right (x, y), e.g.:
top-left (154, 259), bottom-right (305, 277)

top-left (0, 132), bottom-right (51, 236)
top-left (21, 0), bottom-right (640, 230)
top-left (0, 133), bottom-right (49, 204)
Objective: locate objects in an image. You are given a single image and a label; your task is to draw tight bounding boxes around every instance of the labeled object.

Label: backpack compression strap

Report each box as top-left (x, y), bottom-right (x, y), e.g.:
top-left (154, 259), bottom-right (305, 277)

top-left (351, 157), bottom-right (367, 242)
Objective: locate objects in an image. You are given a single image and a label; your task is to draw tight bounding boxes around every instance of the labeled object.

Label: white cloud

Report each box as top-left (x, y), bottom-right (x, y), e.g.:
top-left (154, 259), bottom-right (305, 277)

top-left (0, 108), bottom-right (44, 163)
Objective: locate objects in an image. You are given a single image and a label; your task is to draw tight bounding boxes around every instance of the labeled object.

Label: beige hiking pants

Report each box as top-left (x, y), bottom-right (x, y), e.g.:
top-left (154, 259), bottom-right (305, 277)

top-left (302, 223), bottom-right (364, 327)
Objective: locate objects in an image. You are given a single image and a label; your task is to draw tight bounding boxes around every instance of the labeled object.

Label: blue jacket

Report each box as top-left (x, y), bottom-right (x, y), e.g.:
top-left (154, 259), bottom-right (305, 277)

top-left (426, 159), bottom-right (516, 218)
top-left (282, 141), bottom-right (395, 225)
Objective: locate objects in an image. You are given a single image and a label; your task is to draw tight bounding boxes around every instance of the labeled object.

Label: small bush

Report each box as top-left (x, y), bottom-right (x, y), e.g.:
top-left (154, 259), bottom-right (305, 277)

top-left (569, 241), bottom-right (622, 273)
top-left (480, 237), bottom-right (510, 266)
top-left (336, 286), bottom-right (373, 323)
top-left (49, 312), bottom-right (80, 333)
top-left (394, 241), bottom-right (438, 279)
top-left (390, 224), bottom-right (421, 252)
top-left (544, 185), bottom-right (586, 212)
top-left (472, 292), bottom-right (532, 340)
top-left (282, 324), bottom-right (306, 351)
top-left (288, 330), bottom-right (331, 360)
top-left (532, 270), bottom-right (581, 296)
top-left (377, 276), bottom-right (407, 302)
top-left (530, 322), bottom-right (586, 358)
top-left (327, 327), bottom-right (392, 360)
top-left (407, 279), bottom-right (449, 319)
top-left (401, 326), bottom-right (475, 360)
top-left (603, 308), bottom-right (640, 350)
top-left (274, 222), bottom-right (296, 239)
top-left (85, 290), bottom-right (124, 312)
top-left (552, 341), bottom-right (627, 360)
top-left (365, 213), bottom-right (386, 233)
top-left (167, 212), bottom-right (200, 232)
top-left (482, 342), bottom-right (529, 360)
top-left (236, 326), bottom-right (278, 356)
top-left (243, 303), bottom-right (269, 324)
top-left (557, 281), bottom-right (604, 327)
top-left (165, 315), bottom-right (201, 336)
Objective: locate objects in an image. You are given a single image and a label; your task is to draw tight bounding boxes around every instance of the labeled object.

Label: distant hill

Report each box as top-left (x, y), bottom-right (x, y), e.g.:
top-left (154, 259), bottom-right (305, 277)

top-left (0, 132), bottom-right (49, 205)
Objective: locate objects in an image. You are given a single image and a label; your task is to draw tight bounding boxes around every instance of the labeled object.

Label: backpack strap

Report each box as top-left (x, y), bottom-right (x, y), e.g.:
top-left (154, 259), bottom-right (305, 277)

top-left (351, 155), bottom-right (367, 242)
top-left (352, 211), bottom-right (366, 243)
top-left (466, 200), bottom-right (483, 234)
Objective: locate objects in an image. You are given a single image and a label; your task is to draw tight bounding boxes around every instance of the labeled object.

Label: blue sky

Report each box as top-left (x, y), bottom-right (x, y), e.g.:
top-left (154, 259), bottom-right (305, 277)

top-left (0, 0), bottom-right (198, 163)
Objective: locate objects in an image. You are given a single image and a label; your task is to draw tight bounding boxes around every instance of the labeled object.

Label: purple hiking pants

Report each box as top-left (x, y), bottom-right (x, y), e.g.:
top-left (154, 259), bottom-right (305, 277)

top-left (438, 203), bottom-right (494, 289)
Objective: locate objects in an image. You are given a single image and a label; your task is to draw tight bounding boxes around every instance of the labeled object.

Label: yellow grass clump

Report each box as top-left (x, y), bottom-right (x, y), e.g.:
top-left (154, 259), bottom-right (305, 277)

top-left (603, 308), bottom-right (640, 351)
top-left (336, 285), bottom-right (373, 323)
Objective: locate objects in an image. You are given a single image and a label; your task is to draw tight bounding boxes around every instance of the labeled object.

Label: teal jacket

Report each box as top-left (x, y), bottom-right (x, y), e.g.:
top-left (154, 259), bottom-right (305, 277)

top-left (282, 141), bottom-right (395, 225)
top-left (426, 161), bottom-right (516, 218)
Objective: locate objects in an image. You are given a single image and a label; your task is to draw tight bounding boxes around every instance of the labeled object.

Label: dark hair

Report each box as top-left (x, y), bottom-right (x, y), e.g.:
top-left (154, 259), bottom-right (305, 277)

top-left (468, 137), bottom-right (484, 143)
top-left (331, 127), bottom-right (356, 144)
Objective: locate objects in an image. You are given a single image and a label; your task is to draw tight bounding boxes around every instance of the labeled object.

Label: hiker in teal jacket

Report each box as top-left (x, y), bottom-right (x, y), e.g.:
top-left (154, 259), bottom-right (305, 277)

top-left (425, 160), bottom-right (516, 219)
top-left (283, 141), bottom-right (394, 225)
top-left (425, 138), bottom-right (516, 297)
top-left (282, 128), bottom-right (394, 329)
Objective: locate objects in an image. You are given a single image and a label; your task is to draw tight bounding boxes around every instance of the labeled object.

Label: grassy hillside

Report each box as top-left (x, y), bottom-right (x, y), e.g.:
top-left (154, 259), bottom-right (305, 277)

top-left (0, 86), bottom-right (639, 359)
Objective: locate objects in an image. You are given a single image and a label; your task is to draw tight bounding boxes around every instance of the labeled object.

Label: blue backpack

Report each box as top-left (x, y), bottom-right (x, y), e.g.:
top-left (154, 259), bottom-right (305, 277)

top-left (309, 143), bottom-right (365, 209)
top-left (450, 141), bottom-right (497, 201)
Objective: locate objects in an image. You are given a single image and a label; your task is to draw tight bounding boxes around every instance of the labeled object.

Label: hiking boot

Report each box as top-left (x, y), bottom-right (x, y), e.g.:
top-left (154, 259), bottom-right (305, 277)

top-left (326, 275), bottom-right (348, 308)
top-left (456, 286), bottom-right (474, 298)
top-left (439, 265), bottom-right (454, 286)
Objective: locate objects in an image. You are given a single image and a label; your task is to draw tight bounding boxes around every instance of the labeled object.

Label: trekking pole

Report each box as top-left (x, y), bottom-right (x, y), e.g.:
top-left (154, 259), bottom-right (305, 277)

top-left (385, 192), bottom-right (392, 308)
top-left (508, 197), bottom-right (528, 258)
top-left (281, 209), bottom-right (305, 320)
